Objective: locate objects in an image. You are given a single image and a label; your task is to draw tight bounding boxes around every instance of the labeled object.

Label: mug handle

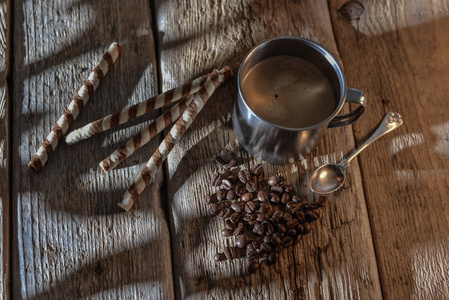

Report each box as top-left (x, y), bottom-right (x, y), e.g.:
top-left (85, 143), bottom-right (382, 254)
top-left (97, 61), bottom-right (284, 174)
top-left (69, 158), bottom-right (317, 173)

top-left (328, 88), bottom-right (366, 128)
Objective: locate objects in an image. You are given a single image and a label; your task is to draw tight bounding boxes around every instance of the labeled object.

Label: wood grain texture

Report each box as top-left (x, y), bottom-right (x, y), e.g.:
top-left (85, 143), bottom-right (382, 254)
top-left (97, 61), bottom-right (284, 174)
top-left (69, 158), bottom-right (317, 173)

top-left (329, 0), bottom-right (449, 299)
top-left (0, 0), bottom-right (9, 297)
top-left (157, 0), bottom-right (381, 298)
top-left (12, 1), bottom-right (173, 298)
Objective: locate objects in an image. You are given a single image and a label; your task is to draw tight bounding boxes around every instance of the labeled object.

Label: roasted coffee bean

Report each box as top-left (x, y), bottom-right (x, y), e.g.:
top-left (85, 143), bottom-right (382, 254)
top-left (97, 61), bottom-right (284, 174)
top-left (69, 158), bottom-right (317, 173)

top-left (251, 164), bottom-right (263, 175)
top-left (231, 202), bottom-right (242, 212)
top-left (209, 203), bottom-right (220, 215)
top-left (214, 252), bottom-right (225, 262)
top-left (260, 242), bottom-right (272, 253)
top-left (224, 247), bottom-right (233, 260)
top-left (204, 195), bottom-right (211, 205)
top-left (241, 192), bottom-right (253, 202)
top-left (227, 175), bottom-right (238, 185)
top-left (272, 210), bottom-right (284, 221)
top-left (271, 235), bottom-right (281, 246)
top-left (292, 194), bottom-right (301, 202)
top-left (264, 235), bottom-right (281, 246)
top-left (229, 212), bottom-right (241, 224)
top-left (225, 158), bottom-right (237, 169)
top-left (221, 229), bottom-right (232, 237)
top-left (271, 185), bottom-right (284, 193)
top-left (238, 169), bottom-right (251, 183)
top-left (268, 175), bottom-right (282, 186)
top-left (216, 189), bottom-right (226, 201)
top-left (274, 246), bottom-right (283, 253)
top-left (295, 211), bottom-right (305, 222)
top-left (306, 211), bottom-right (319, 222)
top-left (270, 193), bottom-right (280, 204)
top-left (297, 224), bottom-right (304, 234)
top-left (210, 172), bottom-right (222, 186)
top-left (286, 229), bottom-right (297, 236)
top-left (236, 234), bottom-right (249, 248)
top-left (248, 260), bottom-right (259, 274)
top-left (286, 201), bottom-right (298, 210)
top-left (246, 181), bottom-right (257, 193)
top-left (268, 253), bottom-right (276, 264)
top-left (246, 242), bottom-right (256, 255)
top-left (256, 213), bottom-right (268, 222)
top-left (286, 218), bottom-right (299, 229)
top-left (225, 219), bottom-right (235, 230)
top-left (221, 179), bottom-right (233, 190)
top-left (303, 221), bottom-right (311, 234)
top-left (265, 221), bottom-right (275, 235)
top-left (215, 155), bottom-right (229, 166)
top-left (258, 203), bottom-right (270, 213)
top-left (243, 213), bottom-right (256, 222)
top-left (318, 196), bottom-right (327, 207)
top-left (277, 223), bottom-right (287, 233)
top-left (257, 190), bottom-right (269, 202)
top-left (233, 222), bottom-right (244, 236)
top-left (291, 206), bottom-right (301, 215)
top-left (293, 234), bottom-right (303, 245)
top-left (223, 209), bottom-right (233, 219)
top-left (244, 201), bottom-right (257, 213)
top-left (282, 236), bottom-right (293, 247)
top-left (253, 223), bottom-right (265, 235)
top-left (281, 193), bottom-right (290, 204)
top-left (251, 240), bottom-right (260, 250)
top-left (227, 190), bottom-right (236, 201)
top-left (282, 212), bottom-right (292, 222)
top-left (284, 184), bottom-right (293, 193)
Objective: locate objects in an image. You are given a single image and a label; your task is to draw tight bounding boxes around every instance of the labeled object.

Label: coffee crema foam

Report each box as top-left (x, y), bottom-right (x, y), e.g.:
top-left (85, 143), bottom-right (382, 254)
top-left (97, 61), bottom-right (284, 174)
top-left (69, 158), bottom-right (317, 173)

top-left (241, 55), bottom-right (337, 128)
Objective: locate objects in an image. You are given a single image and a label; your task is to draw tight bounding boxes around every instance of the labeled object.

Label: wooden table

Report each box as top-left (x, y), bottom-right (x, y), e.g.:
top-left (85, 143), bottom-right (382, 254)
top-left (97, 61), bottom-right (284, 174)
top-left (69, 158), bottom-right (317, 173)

top-left (1, 0), bottom-right (448, 298)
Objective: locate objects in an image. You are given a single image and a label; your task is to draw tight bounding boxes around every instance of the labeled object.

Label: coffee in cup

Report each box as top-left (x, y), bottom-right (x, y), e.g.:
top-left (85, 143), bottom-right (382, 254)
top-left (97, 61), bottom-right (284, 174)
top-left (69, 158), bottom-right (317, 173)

top-left (241, 55), bottom-right (337, 128)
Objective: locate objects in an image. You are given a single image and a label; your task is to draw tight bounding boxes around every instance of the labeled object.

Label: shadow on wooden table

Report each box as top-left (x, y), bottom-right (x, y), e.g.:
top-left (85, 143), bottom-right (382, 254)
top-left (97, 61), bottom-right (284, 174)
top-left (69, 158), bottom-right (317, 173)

top-left (12, 0), bottom-right (163, 216)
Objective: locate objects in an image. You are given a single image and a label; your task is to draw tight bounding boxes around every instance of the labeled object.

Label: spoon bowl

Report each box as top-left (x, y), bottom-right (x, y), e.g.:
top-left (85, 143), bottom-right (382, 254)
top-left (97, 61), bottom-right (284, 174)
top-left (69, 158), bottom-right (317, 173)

top-left (310, 164), bottom-right (346, 194)
top-left (309, 112), bottom-right (403, 194)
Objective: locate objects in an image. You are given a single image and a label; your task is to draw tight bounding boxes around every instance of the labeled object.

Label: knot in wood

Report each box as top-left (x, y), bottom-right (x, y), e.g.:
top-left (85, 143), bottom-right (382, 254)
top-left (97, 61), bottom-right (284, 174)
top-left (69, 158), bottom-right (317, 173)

top-left (339, 1), bottom-right (364, 21)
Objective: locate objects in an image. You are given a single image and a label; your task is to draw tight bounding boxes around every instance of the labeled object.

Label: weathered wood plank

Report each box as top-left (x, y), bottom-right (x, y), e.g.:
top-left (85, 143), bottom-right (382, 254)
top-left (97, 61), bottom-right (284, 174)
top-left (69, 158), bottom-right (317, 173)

top-left (0, 0), bottom-right (9, 297)
top-left (157, 0), bottom-right (381, 298)
top-left (329, 0), bottom-right (449, 299)
top-left (12, 1), bottom-right (173, 298)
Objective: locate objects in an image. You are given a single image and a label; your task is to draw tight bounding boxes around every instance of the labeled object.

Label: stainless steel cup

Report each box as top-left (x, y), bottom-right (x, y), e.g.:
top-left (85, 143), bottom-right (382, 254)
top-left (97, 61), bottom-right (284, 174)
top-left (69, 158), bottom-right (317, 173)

top-left (233, 36), bottom-right (366, 164)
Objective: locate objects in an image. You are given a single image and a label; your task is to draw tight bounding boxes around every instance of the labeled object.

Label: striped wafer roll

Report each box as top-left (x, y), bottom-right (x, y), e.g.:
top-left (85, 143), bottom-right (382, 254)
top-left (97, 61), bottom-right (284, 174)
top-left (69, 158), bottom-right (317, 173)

top-left (100, 69), bottom-right (231, 172)
top-left (65, 72), bottom-right (211, 145)
top-left (101, 94), bottom-right (194, 172)
top-left (118, 66), bottom-right (233, 211)
top-left (28, 42), bottom-right (123, 172)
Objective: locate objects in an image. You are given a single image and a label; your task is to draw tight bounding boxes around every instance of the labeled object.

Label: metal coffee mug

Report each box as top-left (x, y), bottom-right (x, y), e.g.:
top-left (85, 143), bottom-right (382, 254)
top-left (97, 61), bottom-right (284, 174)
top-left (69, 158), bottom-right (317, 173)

top-left (233, 36), bottom-right (366, 164)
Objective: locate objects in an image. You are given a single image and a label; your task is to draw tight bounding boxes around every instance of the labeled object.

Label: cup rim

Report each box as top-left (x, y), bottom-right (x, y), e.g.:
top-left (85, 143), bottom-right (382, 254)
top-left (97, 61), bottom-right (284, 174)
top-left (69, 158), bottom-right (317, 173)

top-left (237, 35), bottom-right (347, 131)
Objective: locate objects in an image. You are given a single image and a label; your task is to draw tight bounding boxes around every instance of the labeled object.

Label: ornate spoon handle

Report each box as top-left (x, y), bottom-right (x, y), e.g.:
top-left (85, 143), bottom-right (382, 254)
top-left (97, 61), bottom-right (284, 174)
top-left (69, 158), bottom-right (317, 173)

top-left (341, 112), bottom-right (403, 167)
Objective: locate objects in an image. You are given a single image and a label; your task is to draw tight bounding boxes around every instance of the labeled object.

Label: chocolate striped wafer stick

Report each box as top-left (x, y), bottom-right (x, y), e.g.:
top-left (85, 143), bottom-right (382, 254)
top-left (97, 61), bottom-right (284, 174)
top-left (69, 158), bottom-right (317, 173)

top-left (100, 68), bottom-right (231, 172)
top-left (28, 42), bottom-right (123, 172)
top-left (100, 94), bottom-right (195, 172)
top-left (118, 66), bottom-right (233, 211)
top-left (65, 72), bottom-right (211, 145)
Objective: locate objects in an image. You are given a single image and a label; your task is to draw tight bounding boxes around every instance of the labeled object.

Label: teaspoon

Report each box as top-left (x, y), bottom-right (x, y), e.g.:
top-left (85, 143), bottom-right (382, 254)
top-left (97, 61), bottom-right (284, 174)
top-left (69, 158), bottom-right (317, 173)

top-left (310, 112), bottom-right (403, 194)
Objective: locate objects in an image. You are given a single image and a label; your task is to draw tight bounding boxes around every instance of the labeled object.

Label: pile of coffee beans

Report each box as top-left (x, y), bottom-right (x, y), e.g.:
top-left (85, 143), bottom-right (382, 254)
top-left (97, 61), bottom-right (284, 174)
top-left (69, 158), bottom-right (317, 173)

top-left (205, 153), bottom-right (327, 274)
